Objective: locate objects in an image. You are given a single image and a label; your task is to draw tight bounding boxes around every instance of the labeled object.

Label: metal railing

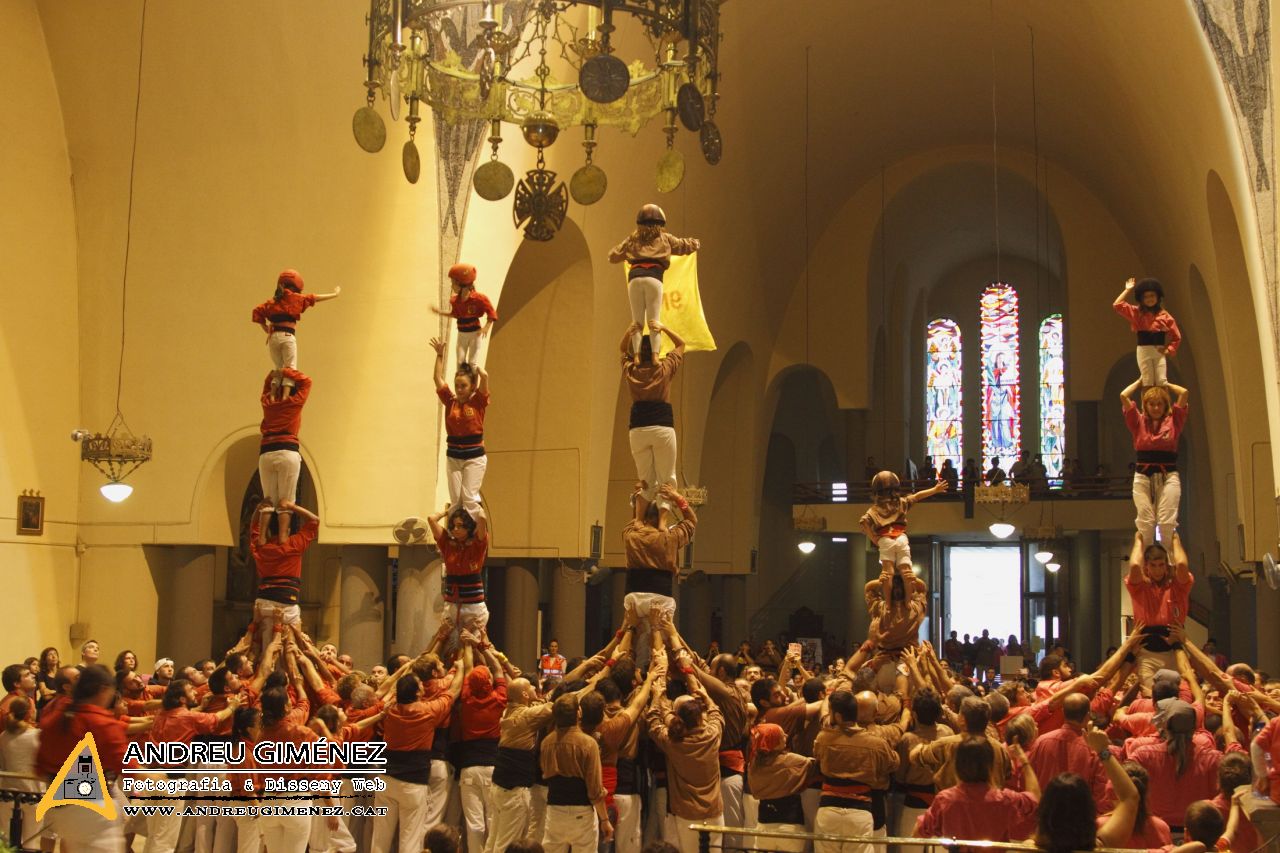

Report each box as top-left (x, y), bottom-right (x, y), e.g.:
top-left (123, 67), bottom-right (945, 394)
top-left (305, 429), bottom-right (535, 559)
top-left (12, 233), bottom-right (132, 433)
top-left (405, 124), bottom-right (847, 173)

top-left (794, 476), bottom-right (1134, 504)
top-left (0, 772), bottom-right (45, 853)
top-left (689, 823), bottom-right (1154, 853)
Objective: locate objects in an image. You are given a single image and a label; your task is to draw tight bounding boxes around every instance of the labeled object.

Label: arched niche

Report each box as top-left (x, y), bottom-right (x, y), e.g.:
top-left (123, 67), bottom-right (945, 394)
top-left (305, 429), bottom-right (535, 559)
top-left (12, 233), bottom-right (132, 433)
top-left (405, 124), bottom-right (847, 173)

top-left (693, 341), bottom-right (756, 573)
top-left (483, 217), bottom-right (595, 557)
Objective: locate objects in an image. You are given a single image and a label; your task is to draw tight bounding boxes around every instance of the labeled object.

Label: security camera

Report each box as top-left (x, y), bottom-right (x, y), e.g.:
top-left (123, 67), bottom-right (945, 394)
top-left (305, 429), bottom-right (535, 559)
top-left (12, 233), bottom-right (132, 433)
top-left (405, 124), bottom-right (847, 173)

top-left (71, 429), bottom-right (90, 442)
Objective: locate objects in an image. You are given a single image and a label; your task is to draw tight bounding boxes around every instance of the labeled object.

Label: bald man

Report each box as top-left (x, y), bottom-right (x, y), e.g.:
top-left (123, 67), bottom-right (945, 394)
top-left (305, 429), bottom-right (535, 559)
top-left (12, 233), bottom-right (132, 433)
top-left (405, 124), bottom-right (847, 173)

top-left (486, 677), bottom-right (552, 853)
top-left (1027, 692), bottom-right (1114, 809)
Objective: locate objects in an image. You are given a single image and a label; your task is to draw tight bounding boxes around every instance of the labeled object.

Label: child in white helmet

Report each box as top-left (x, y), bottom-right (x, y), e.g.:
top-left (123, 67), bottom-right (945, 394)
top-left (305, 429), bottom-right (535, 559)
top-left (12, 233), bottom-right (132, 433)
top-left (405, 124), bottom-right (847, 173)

top-left (608, 203), bottom-right (700, 360)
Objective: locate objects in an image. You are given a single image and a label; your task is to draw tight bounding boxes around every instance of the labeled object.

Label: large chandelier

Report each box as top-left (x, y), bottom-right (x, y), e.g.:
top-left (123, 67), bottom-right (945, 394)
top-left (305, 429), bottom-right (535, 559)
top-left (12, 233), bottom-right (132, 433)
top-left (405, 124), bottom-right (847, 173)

top-left (353, 0), bottom-right (726, 241)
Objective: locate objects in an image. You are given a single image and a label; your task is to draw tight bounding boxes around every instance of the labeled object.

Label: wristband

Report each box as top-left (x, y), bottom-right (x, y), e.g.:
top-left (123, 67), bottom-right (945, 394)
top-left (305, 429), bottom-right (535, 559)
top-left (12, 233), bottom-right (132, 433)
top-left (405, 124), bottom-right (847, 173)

top-left (1097, 749), bottom-right (1113, 762)
top-left (605, 658), bottom-right (617, 668)
top-left (677, 500), bottom-right (690, 511)
top-left (1216, 838), bottom-right (1231, 851)
top-left (615, 629), bottom-right (625, 640)
top-left (680, 665), bottom-right (694, 675)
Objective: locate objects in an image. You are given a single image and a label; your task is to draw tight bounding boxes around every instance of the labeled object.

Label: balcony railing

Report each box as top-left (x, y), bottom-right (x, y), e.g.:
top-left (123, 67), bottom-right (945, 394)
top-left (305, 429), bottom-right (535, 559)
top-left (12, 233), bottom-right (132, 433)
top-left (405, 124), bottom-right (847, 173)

top-left (689, 822), bottom-right (1162, 853)
top-left (793, 475), bottom-right (1134, 505)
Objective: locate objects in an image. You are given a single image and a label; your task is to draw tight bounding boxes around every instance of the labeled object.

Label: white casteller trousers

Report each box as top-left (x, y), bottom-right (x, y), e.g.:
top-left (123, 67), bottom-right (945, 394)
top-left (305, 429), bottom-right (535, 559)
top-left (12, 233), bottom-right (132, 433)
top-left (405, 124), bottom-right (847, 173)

top-left (258, 449), bottom-right (301, 508)
top-left (1133, 470), bottom-right (1180, 548)
top-left (268, 331), bottom-right (298, 388)
top-left (447, 455), bottom-right (487, 519)
top-left (628, 276), bottom-right (663, 357)
top-left (1135, 344), bottom-right (1167, 388)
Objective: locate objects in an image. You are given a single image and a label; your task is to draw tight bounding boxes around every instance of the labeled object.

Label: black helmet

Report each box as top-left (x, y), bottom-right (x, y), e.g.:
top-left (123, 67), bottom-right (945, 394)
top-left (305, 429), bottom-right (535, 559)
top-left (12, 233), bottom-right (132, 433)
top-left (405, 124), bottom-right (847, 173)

top-left (1133, 278), bottom-right (1164, 304)
top-left (637, 203), bottom-right (666, 226)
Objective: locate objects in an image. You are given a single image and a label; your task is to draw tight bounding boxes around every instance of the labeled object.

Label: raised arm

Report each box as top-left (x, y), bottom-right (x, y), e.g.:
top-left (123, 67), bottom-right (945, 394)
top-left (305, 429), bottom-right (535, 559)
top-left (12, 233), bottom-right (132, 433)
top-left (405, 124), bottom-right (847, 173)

top-left (660, 325), bottom-right (686, 357)
top-left (252, 630), bottom-right (285, 692)
top-left (608, 235), bottom-right (634, 264)
top-left (1114, 277), bottom-right (1136, 307)
top-left (429, 337), bottom-right (448, 390)
top-left (1008, 741), bottom-right (1040, 799)
top-left (313, 286), bottom-right (342, 302)
top-left (278, 499), bottom-right (318, 525)
top-left (620, 324), bottom-right (639, 356)
top-left (659, 483), bottom-right (697, 527)
top-left (632, 480), bottom-right (651, 523)
top-left (1166, 382), bottom-right (1189, 405)
top-left (1127, 531), bottom-right (1146, 586)
top-left (1092, 725), bottom-right (1141, 848)
top-left (908, 479), bottom-right (949, 501)
top-left (1170, 532), bottom-right (1191, 585)
top-left (426, 502), bottom-right (451, 541)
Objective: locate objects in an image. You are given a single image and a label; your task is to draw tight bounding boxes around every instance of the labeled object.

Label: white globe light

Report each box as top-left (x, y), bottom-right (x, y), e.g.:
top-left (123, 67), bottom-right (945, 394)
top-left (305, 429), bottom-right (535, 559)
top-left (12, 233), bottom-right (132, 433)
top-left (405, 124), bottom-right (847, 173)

top-left (1034, 550), bottom-right (1053, 564)
top-left (1046, 562), bottom-right (1061, 573)
top-left (797, 540), bottom-right (816, 554)
top-left (988, 522), bottom-right (1016, 539)
top-left (100, 482), bottom-right (133, 502)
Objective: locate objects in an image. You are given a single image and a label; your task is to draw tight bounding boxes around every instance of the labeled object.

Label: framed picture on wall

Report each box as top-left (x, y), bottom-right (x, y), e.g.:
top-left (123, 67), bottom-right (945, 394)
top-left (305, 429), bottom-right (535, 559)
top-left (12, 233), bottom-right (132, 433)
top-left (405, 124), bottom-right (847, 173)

top-left (17, 493), bottom-right (44, 536)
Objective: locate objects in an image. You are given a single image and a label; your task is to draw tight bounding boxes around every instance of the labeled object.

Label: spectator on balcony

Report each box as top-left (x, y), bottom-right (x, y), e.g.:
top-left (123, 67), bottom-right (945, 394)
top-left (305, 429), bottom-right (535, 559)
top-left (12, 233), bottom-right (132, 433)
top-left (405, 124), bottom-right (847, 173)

top-left (962, 458), bottom-right (979, 487)
top-left (1009, 451), bottom-right (1030, 484)
top-left (986, 458), bottom-right (1006, 485)
top-left (938, 459), bottom-right (958, 493)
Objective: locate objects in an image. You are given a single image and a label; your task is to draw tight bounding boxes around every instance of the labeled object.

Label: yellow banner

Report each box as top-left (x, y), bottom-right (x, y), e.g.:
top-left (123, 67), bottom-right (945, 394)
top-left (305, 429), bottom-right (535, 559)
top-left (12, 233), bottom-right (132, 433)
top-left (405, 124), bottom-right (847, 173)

top-left (624, 253), bottom-right (716, 354)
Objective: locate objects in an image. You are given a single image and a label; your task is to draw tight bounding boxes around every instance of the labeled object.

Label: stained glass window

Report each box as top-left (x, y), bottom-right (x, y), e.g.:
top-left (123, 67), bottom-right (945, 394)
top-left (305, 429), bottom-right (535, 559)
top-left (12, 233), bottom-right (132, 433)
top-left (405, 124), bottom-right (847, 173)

top-left (1039, 314), bottom-right (1065, 487)
top-left (981, 283), bottom-right (1020, 466)
top-left (925, 318), bottom-right (963, 478)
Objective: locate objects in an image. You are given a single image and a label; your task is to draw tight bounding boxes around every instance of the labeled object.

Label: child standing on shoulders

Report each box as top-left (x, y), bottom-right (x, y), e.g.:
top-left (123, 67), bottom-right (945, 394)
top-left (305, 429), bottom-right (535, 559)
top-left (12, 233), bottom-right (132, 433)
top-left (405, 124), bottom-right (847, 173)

top-left (859, 471), bottom-right (948, 615)
top-left (432, 263), bottom-right (497, 369)
top-left (1113, 276), bottom-right (1181, 394)
top-left (251, 269), bottom-right (341, 396)
top-left (608, 203), bottom-right (700, 361)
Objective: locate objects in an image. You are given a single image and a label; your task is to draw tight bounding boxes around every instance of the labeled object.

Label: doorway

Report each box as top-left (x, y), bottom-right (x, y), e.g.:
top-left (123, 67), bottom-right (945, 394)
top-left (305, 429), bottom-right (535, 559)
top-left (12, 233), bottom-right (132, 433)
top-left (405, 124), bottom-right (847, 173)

top-left (944, 545), bottom-right (1022, 657)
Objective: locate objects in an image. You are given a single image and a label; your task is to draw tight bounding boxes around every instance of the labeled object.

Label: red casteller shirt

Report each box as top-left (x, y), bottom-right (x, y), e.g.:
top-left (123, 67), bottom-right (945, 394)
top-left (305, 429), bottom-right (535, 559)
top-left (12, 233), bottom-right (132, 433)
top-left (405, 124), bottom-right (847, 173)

top-left (1027, 725), bottom-right (1114, 810)
top-left (383, 693), bottom-right (456, 752)
top-left (435, 529), bottom-right (489, 582)
top-left (36, 704), bottom-right (130, 779)
top-left (460, 678), bottom-right (506, 742)
top-left (1255, 715), bottom-right (1280, 803)
top-left (1125, 571), bottom-right (1194, 628)
top-left (252, 291), bottom-right (318, 334)
top-left (260, 369), bottom-right (311, 450)
top-left (437, 387), bottom-right (490, 457)
top-left (1113, 302), bottom-right (1182, 356)
top-left (249, 516), bottom-right (320, 605)
top-left (914, 782), bottom-right (1039, 841)
top-left (1129, 738), bottom-right (1242, 827)
top-left (449, 292), bottom-right (498, 333)
top-left (1124, 401), bottom-right (1189, 455)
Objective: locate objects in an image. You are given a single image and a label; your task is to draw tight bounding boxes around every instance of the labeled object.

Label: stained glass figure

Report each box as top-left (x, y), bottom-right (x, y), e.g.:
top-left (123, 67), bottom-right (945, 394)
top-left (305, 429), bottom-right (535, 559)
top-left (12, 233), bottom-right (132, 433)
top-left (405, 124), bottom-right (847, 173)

top-left (1039, 314), bottom-right (1065, 487)
top-left (981, 284), bottom-right (1021, 466)
top-left (925, 318), bottom-right (963, 478)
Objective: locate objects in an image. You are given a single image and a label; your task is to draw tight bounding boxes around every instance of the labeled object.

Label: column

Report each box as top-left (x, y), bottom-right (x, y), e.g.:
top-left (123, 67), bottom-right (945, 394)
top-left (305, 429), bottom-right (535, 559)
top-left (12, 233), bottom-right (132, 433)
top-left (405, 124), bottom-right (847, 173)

top-left (1070, 532), bottom-right (1101, 669)
top-left (551, 561), bottom-right (587, 659)
top-left (721, 575), bottom-right (748, 655)
top-left (339, 546), bottom-right (388, 669)
top-left (394, 546), bottom-right (440, 656)
top-left (848, 534), bottom-right (870, 645)
top-left (504, 563), bottom-right (540, 674)
top-left (679, 575), bottom-right (711, 654)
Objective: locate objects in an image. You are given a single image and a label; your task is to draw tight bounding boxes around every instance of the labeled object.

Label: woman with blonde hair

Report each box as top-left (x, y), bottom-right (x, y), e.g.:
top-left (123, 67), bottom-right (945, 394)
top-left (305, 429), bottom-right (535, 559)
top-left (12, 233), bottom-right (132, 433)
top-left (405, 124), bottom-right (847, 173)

top-left (1121, 381), bottom-right (1189, 547)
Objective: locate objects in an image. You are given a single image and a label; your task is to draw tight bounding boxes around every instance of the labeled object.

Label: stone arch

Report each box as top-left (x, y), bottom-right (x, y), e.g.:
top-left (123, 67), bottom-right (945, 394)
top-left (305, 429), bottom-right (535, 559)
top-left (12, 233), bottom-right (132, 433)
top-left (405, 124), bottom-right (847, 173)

top-left (483, 217), bottom-right (595, 557)
top-left (693, 341), bottom-right (756, 573)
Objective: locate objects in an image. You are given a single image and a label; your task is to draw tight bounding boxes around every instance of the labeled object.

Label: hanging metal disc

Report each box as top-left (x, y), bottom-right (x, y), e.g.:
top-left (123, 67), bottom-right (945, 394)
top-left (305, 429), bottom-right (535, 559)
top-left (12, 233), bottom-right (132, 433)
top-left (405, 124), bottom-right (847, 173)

top-left (677, 83), bottom-right (705, 131)
top-left (656, 149), bottom-right (685, 193)
top-left (700, 119), bottom-right (722, 165)
top-left (353, 105), bottom-right (387, 153)
top-left (402, 139), bottom-right (421, 184)
top-left (570, 163), bottom-right (608, 205)
top-left (579, 53), bottom-right (630, 104)
top-left (473, 159), bottom-right (516, 200)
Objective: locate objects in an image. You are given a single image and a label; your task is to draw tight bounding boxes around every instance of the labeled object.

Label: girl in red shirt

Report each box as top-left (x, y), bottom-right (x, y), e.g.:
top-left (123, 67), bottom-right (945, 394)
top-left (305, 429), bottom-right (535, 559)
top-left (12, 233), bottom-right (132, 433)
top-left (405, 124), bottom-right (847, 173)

top-left (1113, 276), bottom-right (1183, 391)
top-left (430, 264), bottom-right (498, 369)
top-left (1122, 383), bottom-right (1190, 548)
top-left (429, 502), bottom-right (491, 637)
top-left (250, 268), bottom-right (341, 396)
top-left (430, 336), bottom-right (491, 522)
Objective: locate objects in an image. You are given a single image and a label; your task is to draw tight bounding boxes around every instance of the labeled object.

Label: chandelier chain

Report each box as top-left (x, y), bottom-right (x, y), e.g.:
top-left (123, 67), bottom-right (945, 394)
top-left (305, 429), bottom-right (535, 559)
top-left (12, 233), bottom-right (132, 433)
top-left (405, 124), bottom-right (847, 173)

top-left (116, 0), bottom-right (149, 418)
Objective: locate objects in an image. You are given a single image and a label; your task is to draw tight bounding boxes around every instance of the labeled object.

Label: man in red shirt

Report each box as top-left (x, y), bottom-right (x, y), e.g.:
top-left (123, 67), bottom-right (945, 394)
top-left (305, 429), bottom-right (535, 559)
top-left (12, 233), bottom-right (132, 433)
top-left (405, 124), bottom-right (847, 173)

top-left (142, 680), bottom-right (240, 853)
top-left (1125, 531), bottom-right (1192, 686)
top-left (373, 665), bottom-right (463, 853)
top-left (258, 366), bottom-right (311, 540)
top-left (431, 263), bottom-right (498, 369)
top-left (0, 663), bottom-right (36, 729)
top-left (1028, 693), bottom-right (1113, 809)
top-left (250, 498), bottom-right (320, 647)
top-left (458, 644), bottom-right (507, 853)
